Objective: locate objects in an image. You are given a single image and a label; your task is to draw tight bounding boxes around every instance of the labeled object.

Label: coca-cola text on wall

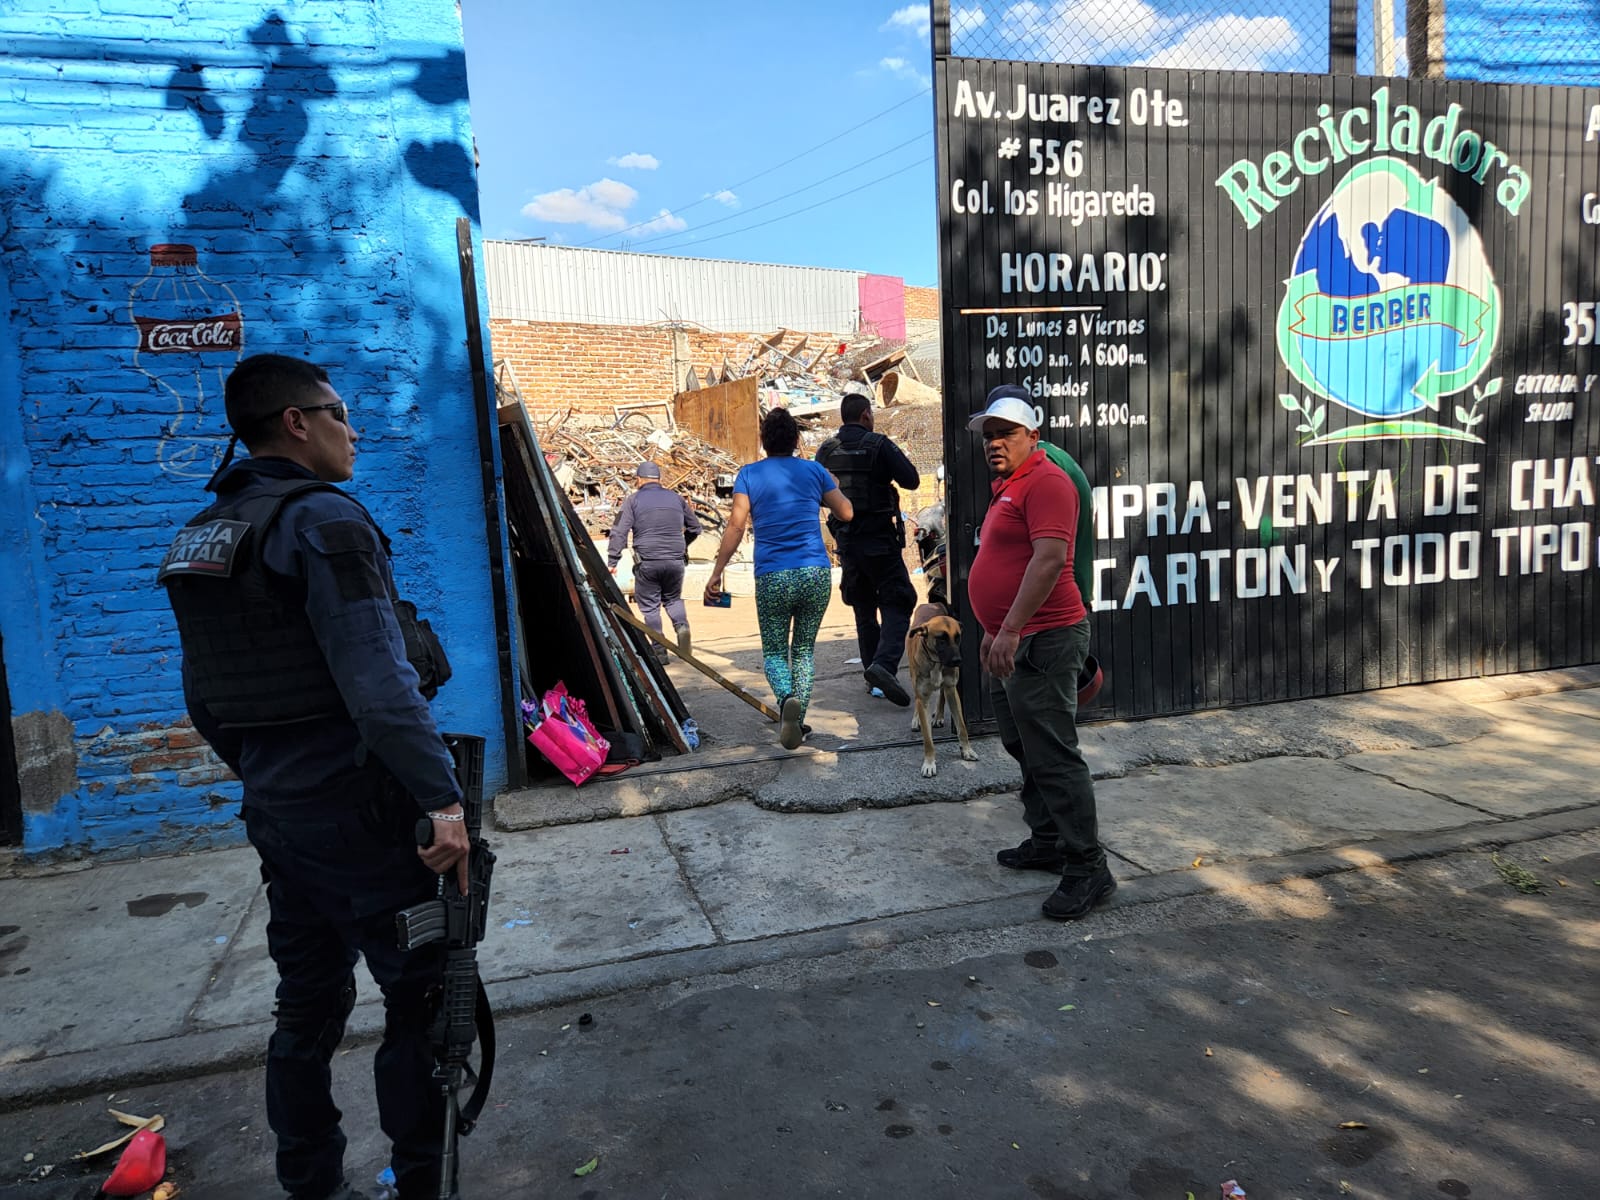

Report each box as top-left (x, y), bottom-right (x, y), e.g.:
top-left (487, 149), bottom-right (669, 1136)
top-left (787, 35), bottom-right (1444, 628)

top-left (128, 243), bottom-right (245, 481)
top-left (133, 314), bottom-right (243, 354)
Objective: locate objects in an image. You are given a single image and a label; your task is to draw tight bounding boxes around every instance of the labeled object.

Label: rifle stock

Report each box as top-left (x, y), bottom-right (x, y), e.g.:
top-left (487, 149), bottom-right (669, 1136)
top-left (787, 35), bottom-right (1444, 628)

top-left (395, 733), bottom-right (496, 1200)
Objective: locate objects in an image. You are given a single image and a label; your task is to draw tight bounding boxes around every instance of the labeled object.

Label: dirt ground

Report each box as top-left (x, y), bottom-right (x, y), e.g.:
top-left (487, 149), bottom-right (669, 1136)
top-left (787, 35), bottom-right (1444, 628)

top-left (630, 541), bottom-right (949, 760)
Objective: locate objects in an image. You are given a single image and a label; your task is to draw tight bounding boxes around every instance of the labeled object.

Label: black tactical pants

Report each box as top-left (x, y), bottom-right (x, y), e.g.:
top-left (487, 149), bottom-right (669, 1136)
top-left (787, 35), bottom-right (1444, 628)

top-left (244, 800), bottom-right (448, 1200)
top-left (840, 548), bottom-right (918, 675)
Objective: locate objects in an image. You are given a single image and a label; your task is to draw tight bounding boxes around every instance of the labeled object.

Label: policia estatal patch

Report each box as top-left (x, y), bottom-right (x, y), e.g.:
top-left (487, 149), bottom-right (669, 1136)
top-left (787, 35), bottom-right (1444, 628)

top-left (156, 519), bottom-right (250, 581)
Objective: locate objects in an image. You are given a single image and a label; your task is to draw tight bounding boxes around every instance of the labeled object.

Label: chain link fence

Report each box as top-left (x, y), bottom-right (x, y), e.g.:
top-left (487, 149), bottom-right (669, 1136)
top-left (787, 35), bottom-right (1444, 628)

top-left (943, 0), bottom-right (1398, 75)
top-left (940, 0), bottom-right (1600, 83)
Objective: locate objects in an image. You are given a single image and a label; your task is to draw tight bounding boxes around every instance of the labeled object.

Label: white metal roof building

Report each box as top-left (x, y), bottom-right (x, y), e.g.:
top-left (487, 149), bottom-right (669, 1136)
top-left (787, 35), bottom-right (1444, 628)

top-left (483, 241), bottom-right (865, 334)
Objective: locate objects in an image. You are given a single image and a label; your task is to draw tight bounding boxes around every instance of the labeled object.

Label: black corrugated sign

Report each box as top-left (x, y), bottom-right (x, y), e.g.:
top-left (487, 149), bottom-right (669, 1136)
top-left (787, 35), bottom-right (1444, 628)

top-left (936, 61), bottom-right (1600, 718)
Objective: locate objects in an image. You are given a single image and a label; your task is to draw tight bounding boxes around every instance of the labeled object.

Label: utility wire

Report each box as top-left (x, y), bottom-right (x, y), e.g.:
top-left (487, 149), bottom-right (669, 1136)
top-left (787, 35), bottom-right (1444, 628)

top-left (633, 155), bottom-right (932, 254)
top-left (617, 131), bottom-right (929, 252)
top-left (574, 86), bottom-right (932, 248)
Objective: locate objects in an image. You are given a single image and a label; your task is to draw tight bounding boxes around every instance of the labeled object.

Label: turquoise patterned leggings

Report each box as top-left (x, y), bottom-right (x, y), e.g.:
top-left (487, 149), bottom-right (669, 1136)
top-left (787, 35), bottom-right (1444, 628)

top-left (754, 565), bottom-right (833, 716)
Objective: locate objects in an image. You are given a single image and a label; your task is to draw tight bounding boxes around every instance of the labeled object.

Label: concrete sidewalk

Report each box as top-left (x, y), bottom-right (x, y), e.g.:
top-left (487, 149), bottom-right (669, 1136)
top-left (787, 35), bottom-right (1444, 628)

top-left (4, 667), bottom-right (1600, 1108)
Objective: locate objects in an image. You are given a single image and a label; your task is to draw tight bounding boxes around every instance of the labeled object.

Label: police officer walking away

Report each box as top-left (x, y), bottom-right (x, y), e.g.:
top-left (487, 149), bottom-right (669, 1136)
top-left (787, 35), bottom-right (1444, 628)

top-left (158, 354), bottom-right (471, 1200)
top-left (815, 385), bottom-right (920, 706)
top-left (608, 460), bottom-right (702, 660)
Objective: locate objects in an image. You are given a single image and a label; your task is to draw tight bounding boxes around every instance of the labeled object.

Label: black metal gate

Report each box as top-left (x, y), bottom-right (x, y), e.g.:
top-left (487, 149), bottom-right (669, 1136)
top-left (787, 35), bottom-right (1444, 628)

top-left (936, 48), bottom-right (1600, 719)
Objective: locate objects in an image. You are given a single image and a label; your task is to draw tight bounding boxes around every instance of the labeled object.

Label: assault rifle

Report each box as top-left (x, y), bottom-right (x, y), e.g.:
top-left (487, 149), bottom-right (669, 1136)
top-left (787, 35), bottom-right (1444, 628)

top-left (396, 733), bottom-right (497, 1200)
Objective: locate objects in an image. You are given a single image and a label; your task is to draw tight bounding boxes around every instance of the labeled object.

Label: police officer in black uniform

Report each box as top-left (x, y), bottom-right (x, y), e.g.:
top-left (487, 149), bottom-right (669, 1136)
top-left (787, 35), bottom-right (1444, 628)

top-left (815, 385), bottom-right (921, 707)
top-left (158, 354), bottom-right (470, 1200)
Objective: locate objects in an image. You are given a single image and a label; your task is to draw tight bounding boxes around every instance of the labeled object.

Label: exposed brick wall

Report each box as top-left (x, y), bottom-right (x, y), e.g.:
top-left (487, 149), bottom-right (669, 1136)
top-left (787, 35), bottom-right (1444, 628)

top-left (0, 1), bottom-right (503, 858)
top-left (492, 320), bottom-right (856, 419)
top-left (494, 321), bottom-right (679, 418)
top-left (905, 286), bottom-right (941, 321)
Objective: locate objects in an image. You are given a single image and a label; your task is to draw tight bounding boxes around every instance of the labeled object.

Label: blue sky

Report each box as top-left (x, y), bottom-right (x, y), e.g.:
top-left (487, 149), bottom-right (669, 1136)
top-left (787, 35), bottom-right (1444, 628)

top-left (461, 2), bottom-right (1396, 287)
top-left (461, 0), bottom-right (942, 283)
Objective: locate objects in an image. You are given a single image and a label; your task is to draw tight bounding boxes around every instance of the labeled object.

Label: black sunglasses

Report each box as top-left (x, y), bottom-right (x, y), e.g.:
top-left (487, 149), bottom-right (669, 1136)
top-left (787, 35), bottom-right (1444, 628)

top-left (282, 402), bottom-right (348, 424)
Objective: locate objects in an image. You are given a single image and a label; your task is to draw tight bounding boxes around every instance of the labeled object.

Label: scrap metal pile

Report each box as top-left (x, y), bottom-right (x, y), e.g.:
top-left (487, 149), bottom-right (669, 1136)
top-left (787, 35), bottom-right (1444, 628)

top-left (689, 327), bottom-right (920, 419)
top-left (536, 410), bottom-right (740, 535)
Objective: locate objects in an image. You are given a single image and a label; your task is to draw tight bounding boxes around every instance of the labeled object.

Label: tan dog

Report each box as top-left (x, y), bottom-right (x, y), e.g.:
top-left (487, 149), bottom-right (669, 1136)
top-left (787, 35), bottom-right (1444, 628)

top-left (906, 602), bottom-right (978, 777)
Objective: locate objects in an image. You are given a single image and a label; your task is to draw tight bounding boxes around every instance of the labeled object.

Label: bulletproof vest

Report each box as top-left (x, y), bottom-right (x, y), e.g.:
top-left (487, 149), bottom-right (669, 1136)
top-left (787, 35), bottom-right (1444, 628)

top-left (816, 430), bottom-right (898, 533)
top-left (157, 477), bottom-right (452, 728)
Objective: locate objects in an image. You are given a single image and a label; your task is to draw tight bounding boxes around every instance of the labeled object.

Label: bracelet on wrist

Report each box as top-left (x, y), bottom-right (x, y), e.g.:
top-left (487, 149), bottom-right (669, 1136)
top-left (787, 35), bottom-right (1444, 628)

top-left (1001, 624), bottom-right (1023, 636)
top-left (427, 810), bottom-right (465, 822)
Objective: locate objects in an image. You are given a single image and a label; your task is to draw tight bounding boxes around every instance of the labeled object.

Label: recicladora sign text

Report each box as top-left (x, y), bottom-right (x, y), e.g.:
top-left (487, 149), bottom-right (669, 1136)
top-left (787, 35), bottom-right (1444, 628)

top-left (1215, 87), bottom-right (1532, 227)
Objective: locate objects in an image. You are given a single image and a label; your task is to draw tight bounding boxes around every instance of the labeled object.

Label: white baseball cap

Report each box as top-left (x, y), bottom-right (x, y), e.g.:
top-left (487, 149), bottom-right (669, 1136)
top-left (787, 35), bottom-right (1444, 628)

top-left (966, 385), bottom-right (1040, 433)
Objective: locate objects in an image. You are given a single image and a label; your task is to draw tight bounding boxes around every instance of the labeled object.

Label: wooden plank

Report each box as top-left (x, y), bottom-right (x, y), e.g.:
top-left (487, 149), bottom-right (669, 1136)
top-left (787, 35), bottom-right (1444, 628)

top-left (518, 426), bottom-right (669, 750)
top-left (502, 423), bottom-right (628, 734)
top-left (609, 603), bottom-right (781, 721)
top-left (454, 220), bottom-right (525, 785)
top-left (673, 376), bottom-right (761, 462)
top-left (505, 406), bottom-right (690, 756)
top-left (600, 603), bottom-right (694, 755)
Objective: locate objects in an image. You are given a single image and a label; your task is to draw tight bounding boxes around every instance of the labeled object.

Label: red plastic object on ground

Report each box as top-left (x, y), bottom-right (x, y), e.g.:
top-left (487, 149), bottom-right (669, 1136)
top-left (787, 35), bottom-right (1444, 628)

top-left (97, 1129), bottom-right (166, 1197)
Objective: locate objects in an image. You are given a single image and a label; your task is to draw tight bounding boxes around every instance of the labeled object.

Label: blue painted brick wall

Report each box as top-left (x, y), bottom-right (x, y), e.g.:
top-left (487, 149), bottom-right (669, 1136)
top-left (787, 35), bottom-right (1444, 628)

top-left (1445, 0), bottom-right (1600, 86)
top-left (0, 0), bottom-right (512, 859)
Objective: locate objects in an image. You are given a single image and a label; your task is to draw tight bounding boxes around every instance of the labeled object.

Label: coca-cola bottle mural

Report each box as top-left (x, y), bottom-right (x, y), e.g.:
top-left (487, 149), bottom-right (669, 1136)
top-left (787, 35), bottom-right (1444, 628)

top-left (128, 243), bottom-right (244, 480)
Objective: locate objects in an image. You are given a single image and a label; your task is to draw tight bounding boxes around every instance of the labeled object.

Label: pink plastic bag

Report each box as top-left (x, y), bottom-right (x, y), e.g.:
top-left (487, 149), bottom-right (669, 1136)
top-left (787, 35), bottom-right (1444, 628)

top-left (527, 718), bottom-right (604, 786)
top-left (523, 684), bottom-right (610, 787)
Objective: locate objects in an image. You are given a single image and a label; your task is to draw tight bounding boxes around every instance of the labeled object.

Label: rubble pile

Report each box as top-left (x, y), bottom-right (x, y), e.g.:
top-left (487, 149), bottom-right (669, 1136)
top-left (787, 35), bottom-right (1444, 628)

top-left (689, 328), bottom-right (919, 419)
top-left (536, 412), bottom-right (740, 534)
top-left (511, 327), bottom-right (945, 544)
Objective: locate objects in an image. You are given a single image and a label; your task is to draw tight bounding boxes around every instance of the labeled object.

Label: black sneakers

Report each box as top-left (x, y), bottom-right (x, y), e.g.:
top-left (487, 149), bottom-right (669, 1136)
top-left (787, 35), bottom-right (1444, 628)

top-left (864, 663), bottom-right (911, 707)
top-left (996, 837), bottom-right (1067, 873)
top-left (1041, 867), bottom-right (1117, 920)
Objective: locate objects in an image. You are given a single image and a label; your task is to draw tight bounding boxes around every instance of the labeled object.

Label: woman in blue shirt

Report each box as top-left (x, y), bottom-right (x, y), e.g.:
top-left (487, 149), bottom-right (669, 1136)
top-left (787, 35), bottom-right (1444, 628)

top-left (705, 408), bottom-right (852, 749)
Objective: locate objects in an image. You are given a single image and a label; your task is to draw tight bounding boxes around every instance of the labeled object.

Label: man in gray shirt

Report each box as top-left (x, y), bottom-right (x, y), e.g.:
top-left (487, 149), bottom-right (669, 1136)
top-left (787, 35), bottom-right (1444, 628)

top-left (608, 461), bottom-right (703, 659)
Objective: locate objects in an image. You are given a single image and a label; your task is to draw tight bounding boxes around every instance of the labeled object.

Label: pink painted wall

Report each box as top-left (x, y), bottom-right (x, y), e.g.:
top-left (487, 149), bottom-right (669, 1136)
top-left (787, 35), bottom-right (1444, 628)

top-left (858, 273), bottom-right (906, 341)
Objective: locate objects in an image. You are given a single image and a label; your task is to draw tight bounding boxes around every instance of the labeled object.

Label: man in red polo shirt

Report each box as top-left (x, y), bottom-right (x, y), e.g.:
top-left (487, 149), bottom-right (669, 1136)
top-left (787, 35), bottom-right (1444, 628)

top-left (968, 386), bottom-right (1112, 920)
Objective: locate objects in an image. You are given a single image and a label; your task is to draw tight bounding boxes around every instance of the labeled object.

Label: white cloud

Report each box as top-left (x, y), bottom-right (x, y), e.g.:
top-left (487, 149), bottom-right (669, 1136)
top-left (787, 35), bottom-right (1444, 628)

top-left (521, 177), bottom-right (640, 231)
top-left (1002, 0), bottom-right (1164, 60)
top-left (587, 178), bottom-right (638, 208)
top-left (1137, 14), bottom-right (1300, 69)
top-left (608, 152), bottom-right (660, 170)
top-left (882, 4), bottom-right (930, 40)
top-left (632, 209), bottom-right (687, 235)
top-left (880, 55), bottom-right (931, 87)
top-left (999, 0), bottom-right (1300, 68)
top-left (707, 189), bottom-right (740, 208)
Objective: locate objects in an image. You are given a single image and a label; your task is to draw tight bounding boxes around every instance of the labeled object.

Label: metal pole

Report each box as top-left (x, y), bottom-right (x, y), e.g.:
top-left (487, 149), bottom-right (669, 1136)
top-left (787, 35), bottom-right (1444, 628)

top-left (1373, 0), bottom-right (1398, 74)
top-left (1330, 0), bottom-right (1358, 72)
